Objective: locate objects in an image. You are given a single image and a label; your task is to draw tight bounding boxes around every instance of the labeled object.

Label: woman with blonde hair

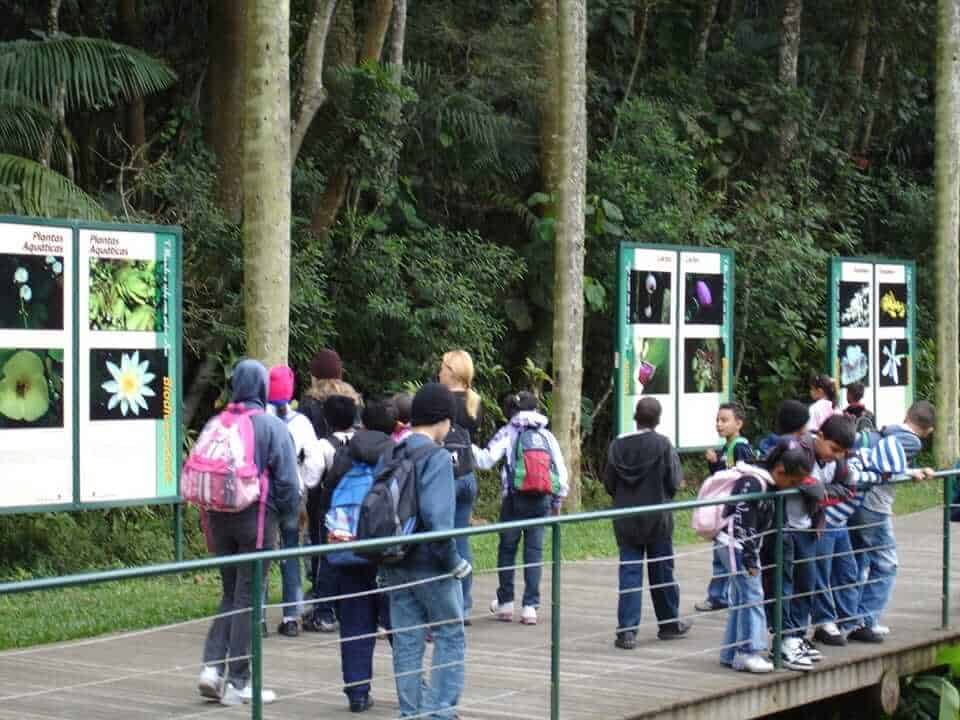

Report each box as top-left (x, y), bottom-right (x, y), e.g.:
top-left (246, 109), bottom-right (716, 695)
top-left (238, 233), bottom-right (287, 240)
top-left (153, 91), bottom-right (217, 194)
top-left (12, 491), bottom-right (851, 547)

top-left (439, 350), bottom-right (482, 621)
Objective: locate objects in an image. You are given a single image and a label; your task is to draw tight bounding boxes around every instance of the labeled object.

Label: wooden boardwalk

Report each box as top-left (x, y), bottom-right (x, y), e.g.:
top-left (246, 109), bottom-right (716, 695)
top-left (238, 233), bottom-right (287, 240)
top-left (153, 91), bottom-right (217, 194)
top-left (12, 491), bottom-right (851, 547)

top-left (1, 507), bottom-right (959, 719)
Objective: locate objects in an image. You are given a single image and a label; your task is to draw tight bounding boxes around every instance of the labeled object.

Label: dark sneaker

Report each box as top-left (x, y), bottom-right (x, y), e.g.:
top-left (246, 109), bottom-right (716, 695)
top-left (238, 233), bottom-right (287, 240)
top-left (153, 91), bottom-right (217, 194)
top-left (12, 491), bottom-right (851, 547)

top-left (277, 620), bottom-right (299, 637)
top-left (658, 620), bottom-right (692, 640)
top-left (318, 616), bottom-right (338, 633)
top-left (814, 624), bottom-right (847, 647)
top-left (694, 599), bottom-right (727, 612)
top-left (614, 631), bottom-right (637, 650)
top-left (349, 695), bottom-right (374, 713)
top-left (848, 625), bottom-right (885, 644)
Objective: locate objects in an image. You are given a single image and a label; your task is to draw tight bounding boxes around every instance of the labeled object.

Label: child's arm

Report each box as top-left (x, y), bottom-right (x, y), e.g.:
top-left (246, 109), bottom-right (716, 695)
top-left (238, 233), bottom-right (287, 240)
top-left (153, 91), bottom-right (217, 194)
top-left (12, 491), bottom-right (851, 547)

top-left (471, 426), bottom-right (512, 470)
top-left (665, 447), bottom-right (683, 497)
top-left (706, 449), bottom-right (725, 475)
top-left (545, 429), bottom-right (569, 510)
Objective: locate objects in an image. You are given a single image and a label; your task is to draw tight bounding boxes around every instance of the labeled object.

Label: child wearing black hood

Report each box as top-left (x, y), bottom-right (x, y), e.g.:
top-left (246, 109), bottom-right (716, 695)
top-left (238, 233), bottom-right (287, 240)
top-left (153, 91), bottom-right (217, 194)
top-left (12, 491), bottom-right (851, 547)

top-left (605, 397), bottom-right (691, 649)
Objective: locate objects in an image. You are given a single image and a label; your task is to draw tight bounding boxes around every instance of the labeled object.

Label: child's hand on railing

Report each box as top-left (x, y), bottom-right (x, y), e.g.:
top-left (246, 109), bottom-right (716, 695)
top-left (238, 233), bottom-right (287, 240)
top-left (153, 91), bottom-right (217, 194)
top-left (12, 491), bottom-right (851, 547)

top-left (705, 449), bottom-right (718, 464)
top-left (747, 566), bottom-right (760, 577)
top-left (910, 468), bottom-right (936, 482)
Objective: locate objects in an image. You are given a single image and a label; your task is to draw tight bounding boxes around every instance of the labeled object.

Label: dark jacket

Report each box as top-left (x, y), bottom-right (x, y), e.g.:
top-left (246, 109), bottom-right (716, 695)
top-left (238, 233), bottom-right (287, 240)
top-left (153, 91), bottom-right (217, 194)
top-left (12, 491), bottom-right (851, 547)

top-left (229, 359), bottom-right (300, 518)
top-left (707, 437), bottom-right (755, 475)
top-left (320, 429), bottom-right (394, 509)
top-left (723, 473), bottom-right (774, 572)
top-left (604, 430), bottom-right (682, 548)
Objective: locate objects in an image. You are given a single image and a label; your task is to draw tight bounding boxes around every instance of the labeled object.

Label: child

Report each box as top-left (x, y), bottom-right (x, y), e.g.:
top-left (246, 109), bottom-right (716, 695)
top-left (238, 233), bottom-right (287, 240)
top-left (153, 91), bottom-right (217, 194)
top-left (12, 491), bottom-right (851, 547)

top-left (321, 398), bottom-right (397, 713)
top-left (718, 438), bottom-right (815, 674)
top-left (605, 397), bottom-right (691, 649)
top-left (846, 401), bottom-right (936, 642)
top-left (807, 374), bottom-right (838, 431)
top-left (807, 415), bottom-right (858, 647)
top-left (842, 381), bottom-right (876, 433)
top-left (474, 392), bottom-right (568, 626)
top-left (267, 365), bottom-right (325, 637)
top-left (758, 399), bottom-right (810, 459)
top-left (697, 403), bottom-right (755, 612)
top-left (391, 392), bottom-right (413, 443)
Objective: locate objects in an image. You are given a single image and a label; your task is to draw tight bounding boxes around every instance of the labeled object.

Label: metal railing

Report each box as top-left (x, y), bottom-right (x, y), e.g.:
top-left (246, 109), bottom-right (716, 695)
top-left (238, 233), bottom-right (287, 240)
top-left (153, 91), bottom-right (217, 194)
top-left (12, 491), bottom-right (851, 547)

top-left (0, 469), bottom-right (957, 720)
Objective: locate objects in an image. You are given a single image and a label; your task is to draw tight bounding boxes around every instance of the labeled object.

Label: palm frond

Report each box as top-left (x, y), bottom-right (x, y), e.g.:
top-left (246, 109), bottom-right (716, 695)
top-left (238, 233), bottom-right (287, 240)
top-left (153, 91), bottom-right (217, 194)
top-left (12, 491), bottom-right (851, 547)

top-left (0, 36), bottom-right (177, 111)
top-left (0, 91), bottom-right (73, 168)
top-left (0, 153), bottom-right (108, 219)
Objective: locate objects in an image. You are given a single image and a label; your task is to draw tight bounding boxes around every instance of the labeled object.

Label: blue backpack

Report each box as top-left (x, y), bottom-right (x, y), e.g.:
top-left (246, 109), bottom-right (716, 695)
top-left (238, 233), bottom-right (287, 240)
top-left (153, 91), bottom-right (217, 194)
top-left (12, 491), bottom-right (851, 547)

top-left (324, 460), bottom-right (377, 566)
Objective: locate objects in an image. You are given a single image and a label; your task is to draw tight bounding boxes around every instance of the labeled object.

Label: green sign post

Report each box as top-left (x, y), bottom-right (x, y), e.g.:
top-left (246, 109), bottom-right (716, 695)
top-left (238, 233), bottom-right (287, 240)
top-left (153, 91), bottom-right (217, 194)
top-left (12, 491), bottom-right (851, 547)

top-left (0, 216), bottom-right (182, 517)
top-left (615, 243), bottom-right (735, 450)
top-left (827, 257), bottom-right (916, 428)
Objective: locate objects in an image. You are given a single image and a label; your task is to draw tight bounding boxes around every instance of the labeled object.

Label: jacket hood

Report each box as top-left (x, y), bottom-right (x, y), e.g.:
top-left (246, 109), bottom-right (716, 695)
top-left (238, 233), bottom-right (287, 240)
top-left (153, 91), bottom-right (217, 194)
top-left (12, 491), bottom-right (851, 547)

top-left (509, 410), bottom-right (549, 430)
top-left (231, 359), bottom-right (268, 407)
top-left (610, 431), bottom-right (671, 486)
top-left (350, 429), bottom-right (394, 464)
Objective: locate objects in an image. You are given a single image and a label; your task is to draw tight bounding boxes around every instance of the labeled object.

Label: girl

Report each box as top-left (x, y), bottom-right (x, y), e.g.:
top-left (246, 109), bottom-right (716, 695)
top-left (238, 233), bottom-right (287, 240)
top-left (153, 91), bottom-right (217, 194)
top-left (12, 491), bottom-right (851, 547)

top-left (438, 350), bottom-right (483, 620)
top-left (717, 437), bottom-right (814, 674)
top-left (807, 373), bottom-right (838, 431)
top-left (474, 392), bottom-right (569, 625)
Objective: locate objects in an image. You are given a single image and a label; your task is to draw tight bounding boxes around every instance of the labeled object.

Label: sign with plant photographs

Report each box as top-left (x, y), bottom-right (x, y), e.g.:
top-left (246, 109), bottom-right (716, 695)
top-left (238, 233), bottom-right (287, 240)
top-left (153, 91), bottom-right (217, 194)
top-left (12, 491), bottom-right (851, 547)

top-left (828, 258), bottom-right (915, 430)
top-left (0, 217), bottom-right (181, 513)
top-left (616, 243), bottom-right (735, 450)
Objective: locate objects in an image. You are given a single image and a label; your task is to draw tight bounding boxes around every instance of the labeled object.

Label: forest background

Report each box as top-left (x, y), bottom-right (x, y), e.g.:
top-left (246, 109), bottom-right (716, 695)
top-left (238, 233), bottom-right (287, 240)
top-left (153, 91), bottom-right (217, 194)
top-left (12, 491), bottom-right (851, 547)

top-left (0, 0), bottom-right (945, 578)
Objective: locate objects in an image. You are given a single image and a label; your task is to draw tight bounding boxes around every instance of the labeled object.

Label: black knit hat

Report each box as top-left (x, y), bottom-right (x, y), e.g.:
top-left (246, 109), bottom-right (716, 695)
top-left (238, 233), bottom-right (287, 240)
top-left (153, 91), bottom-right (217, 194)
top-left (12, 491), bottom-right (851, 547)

top-left (777, 399), bottom-right (810, 435)
top-left (411, 382), bottom-right (456, 426)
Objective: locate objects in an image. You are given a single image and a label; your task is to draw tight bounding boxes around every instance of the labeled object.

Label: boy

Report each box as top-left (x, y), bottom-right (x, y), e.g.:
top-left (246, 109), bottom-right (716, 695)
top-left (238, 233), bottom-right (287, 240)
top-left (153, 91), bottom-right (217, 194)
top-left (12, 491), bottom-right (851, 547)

top-left (697, 403), bottom-right (755, 612)
top-left (808, 415), bottom-right (858, 647)
top-left (842, 382), bottom-right (876, 433)
top-left (605, 397), bottom-right (691, 649)
top-left (846, 401), bottom-right (935, 643)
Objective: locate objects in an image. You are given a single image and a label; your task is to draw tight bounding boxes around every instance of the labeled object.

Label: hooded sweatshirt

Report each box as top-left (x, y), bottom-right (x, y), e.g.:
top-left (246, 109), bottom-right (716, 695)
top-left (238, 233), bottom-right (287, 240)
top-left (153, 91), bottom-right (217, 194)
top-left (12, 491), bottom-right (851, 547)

top-left (228, 359), bottom-right (300, 518)
top-left (603, 429), bottom-right (681, 548)
top-left (472, 410), bottom-right (570, 509)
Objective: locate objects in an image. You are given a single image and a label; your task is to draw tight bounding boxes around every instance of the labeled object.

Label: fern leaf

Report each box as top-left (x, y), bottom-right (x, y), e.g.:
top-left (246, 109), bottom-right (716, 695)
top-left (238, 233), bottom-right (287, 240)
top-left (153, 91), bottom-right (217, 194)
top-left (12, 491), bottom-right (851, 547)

top-left (0, 153), bottom-right (108, 219)
top-left (0, 36), bottom-right (177, 111)
top-left (0, 91), bottom-right (73, 168)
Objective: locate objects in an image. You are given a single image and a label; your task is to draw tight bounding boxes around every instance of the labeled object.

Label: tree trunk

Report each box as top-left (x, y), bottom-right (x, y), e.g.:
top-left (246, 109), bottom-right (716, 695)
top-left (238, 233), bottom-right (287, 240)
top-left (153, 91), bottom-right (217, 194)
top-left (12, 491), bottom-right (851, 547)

top-left (533, 0), bottom-right (561, 206)
top-left (934, 0), bottom-right (960, 468)
top-left (777, 0), bottom-right (802, 162)
top-left (551, 0), bottom-right (588, 511)
top-left (361, 0), bottom-right (394, 62)
top-left (118, 0), bottom-right (146, 161)
top-left (291, 0), bottom-right (339, 163)
top-left (612, 0), bottom-right (651, 146)
top-left (725, 0), bottom-right (740, 29)
top-left (242, 0), bottom-right (292, 366)
top-left (40, 0), bottom-right (73, 180)
top-left (858, 50), bottom-right (887, 155)
top-left (694, 0), bottom-right (720, 67)
top-left (207, 1), bottom-right (246, 222)
top-left (842, 0), bottom-right (871, 151)
top-left (388, 0), bottom-right (408, 71)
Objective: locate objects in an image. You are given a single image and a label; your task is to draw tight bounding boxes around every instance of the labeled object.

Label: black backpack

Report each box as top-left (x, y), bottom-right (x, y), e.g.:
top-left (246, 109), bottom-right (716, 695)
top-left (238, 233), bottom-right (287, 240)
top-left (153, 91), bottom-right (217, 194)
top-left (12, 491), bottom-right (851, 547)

top-left (444, 424), bottom-right (474, 478)
top-left (356, 444), bottom-right (438, 564)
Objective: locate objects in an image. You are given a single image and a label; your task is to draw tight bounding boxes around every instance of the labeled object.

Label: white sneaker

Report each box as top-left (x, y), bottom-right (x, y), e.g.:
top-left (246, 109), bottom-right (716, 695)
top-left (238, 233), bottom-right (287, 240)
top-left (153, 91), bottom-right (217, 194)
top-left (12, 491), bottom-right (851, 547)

top-left (781, 638), bottom-right (813, 672)
top-left (490, 598), bottom-right (514, 622)
top-left (874, 624), bottom-right (890, 636)
top-left (732, 652), bottom-right (774, 674)
top-left (220, 683), bottom-right (277, 706)
top-left (197, 666), bottom-right (222, 700)
top-left (520, 606), bottom-right (538, 625)
top-left (799, 638), bottom-right (823, 662)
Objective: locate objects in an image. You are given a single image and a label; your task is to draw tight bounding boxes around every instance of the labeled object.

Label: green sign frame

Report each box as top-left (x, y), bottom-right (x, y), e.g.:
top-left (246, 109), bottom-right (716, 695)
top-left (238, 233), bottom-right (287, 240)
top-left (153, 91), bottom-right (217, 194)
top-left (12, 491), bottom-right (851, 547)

top-left (0, 215), bottom-right (182, 515)
top-left (615, 242), bottom-right (735, 451)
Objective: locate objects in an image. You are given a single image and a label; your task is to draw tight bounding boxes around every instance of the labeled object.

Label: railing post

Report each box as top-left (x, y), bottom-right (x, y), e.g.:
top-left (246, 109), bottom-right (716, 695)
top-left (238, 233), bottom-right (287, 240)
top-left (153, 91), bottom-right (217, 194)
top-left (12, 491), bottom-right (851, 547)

top-left (251, 557), bottom-right (264, 720)
top-left (551, 522), bottom-right (561, 720)
top-left (173, 502), bottom-right (183, 563)
top-left (944, 474), bottom-right (953, 630)
top-left (773, 494), bottom-right (784, 670)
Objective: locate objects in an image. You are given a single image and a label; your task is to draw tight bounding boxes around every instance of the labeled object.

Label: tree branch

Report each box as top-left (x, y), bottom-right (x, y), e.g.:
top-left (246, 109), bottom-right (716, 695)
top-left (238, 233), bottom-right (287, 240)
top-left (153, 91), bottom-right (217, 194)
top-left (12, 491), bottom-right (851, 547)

top-left (291, 0), bottom-right (338, 163)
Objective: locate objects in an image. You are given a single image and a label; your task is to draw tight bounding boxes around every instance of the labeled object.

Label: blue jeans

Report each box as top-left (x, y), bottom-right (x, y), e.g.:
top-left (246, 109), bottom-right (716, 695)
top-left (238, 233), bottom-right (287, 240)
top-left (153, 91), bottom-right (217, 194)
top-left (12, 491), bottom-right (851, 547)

top-left (719, 548), bottom-right (767, 665)
top-left (617, 538), bottom-right (680, 636)
top-left (850, 508), bottom-right (897, 628)
top-left (337, 565), bottom-right (389, 702)
top-left (706, 541), bottom-right (730, 607)
top-left (497, 494), bottom-right (550, 608)
top-left (812, 525), bottom-right (860, 631)
top-left (279, 516), bottom-right (303, 619)
top-left (454, 473), bottom-right (477, 613)
top-left (383, 567), bottom-right (465, 719)
top-left (782, 529), bottom-right (817, 637)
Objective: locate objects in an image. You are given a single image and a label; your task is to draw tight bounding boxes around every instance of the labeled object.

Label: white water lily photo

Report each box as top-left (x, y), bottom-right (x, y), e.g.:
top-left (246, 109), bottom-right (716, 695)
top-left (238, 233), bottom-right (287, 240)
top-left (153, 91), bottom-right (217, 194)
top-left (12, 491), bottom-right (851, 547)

top-left (90, 348), bottom-right (166, 421)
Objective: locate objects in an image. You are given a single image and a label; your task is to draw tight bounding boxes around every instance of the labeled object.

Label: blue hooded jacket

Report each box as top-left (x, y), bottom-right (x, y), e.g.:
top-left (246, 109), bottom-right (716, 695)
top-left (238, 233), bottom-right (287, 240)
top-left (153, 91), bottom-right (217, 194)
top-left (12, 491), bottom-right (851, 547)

top-left (230, 359), bottom-right (300, 518)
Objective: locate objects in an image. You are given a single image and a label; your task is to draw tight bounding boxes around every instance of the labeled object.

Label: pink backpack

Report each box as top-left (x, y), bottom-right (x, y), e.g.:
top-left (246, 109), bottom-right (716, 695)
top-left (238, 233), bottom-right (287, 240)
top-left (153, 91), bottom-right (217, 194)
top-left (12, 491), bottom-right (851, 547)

top-left (182, 403), bottom-right (270, 547)
top-left (691, 467), bottom-right (766, 540)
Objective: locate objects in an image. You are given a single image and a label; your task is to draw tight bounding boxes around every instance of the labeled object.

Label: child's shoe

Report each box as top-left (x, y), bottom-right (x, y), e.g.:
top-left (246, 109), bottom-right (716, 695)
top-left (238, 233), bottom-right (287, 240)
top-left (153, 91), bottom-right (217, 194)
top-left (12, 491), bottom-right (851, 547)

top-left (694, 599), bottom-right (727, 612)
top-left (781, 637), bottom-right (813, 671)
top-left (799, 637), bottom-right (822, 662)
top-left (489, 598), bottom-right (514, 622)
top-left (614, 631), bottom-right (637, 650)
top-left (732, 652), bottom-right (774, 674)
top-left (813, 623), bottom-right (847, 646)
top-left (520, 606), bottom-right (538, 625)
top-left (197, 666), bottom-right (222, 700)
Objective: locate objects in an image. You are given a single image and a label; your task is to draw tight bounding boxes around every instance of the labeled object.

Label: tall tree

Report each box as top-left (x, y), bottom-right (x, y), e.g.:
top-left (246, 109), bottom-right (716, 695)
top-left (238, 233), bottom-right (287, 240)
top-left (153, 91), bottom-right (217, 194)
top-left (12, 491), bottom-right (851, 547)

top-left (291, 0), bottom-right (339, 163)
top-left (39, 0), bottom-right (73, 181)
top-left (934, 0), bottom-right (960, 468)
top-left (118, 0), bottom-right (146, 159)
top-left (533, 0), bottom-right (561, 205)
top-left (777, 0), bottom-right (802, 161)
top-left (207, 1), bottom-right (246, 222)
top-left (693, 0), bottom-right (720, 67)
top-left (550, 0), bottom-right (588, 510)
top-left (242, 0), bottom-right (292, 365)
top-left (842, 0), bottom-right (872, 150)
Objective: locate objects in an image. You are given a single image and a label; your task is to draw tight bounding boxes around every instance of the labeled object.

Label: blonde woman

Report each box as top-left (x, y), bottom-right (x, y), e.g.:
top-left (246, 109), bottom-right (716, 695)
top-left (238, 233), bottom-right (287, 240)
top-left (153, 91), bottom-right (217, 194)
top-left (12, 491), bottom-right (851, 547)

top-left (438, 350), bottom-right (482, 621)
